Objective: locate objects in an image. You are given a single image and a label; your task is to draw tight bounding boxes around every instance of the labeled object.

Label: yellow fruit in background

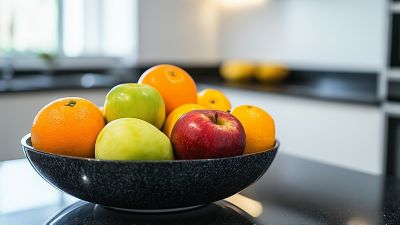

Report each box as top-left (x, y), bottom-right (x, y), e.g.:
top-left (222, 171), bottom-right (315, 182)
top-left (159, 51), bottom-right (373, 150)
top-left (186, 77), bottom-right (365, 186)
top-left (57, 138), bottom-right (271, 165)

top-left (254, 63), bottom-right (288, 83)
top-left (197, 88), bottom-right (232, 111)
top-left (162, 104), bottom-right (206, 139)
top-left (220, 60), bottom-right (255, 82)
top-left (231, 105), bottom-right (275, 154)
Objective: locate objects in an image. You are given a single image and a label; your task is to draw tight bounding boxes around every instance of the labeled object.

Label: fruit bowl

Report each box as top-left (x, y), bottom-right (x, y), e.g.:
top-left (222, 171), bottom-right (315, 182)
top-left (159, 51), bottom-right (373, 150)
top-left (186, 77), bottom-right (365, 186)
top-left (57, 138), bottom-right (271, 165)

top-left (21, 133), bottom-right (278, 212)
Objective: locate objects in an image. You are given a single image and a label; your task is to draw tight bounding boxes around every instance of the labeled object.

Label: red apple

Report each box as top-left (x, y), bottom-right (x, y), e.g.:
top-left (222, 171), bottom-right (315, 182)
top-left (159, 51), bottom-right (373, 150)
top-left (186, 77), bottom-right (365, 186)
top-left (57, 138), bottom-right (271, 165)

top-left (171, 110), bottom-right (246, 159)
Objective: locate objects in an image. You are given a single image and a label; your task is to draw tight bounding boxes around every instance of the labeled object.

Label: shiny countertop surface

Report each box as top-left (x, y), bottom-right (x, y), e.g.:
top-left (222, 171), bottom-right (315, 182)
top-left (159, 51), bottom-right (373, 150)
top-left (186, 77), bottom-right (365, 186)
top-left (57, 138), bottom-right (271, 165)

top-left (1, 153), bottom-right (399, 225)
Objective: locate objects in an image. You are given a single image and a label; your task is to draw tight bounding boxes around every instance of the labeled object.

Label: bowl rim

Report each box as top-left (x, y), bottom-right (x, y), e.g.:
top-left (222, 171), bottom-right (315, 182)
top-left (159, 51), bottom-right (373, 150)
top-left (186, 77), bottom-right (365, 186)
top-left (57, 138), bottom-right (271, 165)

top-left (21, 133), bottom-right (279, 163)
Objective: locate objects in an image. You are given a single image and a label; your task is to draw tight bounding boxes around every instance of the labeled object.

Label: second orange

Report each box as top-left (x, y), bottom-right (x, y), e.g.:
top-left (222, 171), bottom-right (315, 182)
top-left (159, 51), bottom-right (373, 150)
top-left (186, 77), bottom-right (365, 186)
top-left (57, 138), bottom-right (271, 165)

top-left (138, 64), bottom-right (198, 115)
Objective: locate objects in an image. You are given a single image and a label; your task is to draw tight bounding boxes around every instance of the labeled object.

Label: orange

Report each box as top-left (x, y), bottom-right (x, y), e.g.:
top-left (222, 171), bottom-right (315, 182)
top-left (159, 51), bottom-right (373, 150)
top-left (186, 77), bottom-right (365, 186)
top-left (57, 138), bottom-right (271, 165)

top-left (31, 97), bottom-right (105, 158)
top-left (162, 104), bottom-right (206, 139)
top-left (138, 64), bottom-right (198, 115)
top-left (231, 105), bottom-right (275, 154)
top-left (197, 88), bottom-right (231, 111)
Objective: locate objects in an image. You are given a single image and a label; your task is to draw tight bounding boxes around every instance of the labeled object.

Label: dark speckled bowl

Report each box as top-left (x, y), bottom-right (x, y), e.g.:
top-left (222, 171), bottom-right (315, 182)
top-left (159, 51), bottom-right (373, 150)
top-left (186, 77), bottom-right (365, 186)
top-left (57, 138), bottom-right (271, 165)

top-left (21, 134), bottom-right (278, 212)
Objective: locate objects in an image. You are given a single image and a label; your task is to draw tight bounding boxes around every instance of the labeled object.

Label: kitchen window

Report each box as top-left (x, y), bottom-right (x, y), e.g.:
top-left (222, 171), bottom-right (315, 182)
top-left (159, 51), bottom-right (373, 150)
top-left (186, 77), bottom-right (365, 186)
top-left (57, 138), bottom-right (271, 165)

top-left (0, 0), bottom-right (137, 60)
top-left (0, 0), bottom-right (58, 56)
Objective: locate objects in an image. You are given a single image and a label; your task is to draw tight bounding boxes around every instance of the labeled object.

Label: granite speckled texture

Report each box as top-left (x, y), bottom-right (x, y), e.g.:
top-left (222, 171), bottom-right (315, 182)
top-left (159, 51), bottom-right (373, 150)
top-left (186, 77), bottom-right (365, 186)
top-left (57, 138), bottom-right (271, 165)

top-left (45, 200), bottom-right (255, 225)
top-left (21, 134), bottom-right (278, 210)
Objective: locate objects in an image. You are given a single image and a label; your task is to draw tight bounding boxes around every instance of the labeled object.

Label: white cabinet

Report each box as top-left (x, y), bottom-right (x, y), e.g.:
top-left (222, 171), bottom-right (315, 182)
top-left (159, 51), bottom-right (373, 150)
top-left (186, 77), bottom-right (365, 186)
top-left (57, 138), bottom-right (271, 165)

top-left (206, 85), bottom-right (385, 175)
top-left (0, 89), bottom-right (108, 161)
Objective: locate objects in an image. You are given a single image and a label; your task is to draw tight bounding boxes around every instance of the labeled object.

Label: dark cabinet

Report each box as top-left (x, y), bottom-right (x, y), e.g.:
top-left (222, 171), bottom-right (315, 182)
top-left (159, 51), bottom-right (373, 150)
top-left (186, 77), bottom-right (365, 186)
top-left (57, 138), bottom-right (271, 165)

top-left (386, 117), bottom-right (400, 176)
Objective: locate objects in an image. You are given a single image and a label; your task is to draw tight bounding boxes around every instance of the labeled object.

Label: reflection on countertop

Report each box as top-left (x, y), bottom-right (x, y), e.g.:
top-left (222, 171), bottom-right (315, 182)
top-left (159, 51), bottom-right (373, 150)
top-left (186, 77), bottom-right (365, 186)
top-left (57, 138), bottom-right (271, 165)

top-left (45, 200), bottom-right (256, 225)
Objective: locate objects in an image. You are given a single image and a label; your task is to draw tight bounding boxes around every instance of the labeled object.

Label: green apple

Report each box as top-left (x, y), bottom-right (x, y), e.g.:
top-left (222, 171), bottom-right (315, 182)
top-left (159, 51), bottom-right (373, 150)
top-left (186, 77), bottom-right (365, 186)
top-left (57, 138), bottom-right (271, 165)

top-left (95, 118), bottom-right (174, 160)
top-left (104, 83), bottom-right (165, 129)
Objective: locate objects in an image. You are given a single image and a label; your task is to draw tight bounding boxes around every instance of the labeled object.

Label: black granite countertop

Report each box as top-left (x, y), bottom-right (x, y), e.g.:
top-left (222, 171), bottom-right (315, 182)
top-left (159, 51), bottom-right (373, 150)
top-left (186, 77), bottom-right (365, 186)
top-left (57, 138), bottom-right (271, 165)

top-left (1, 154), bottom-right (399, 225)
top-left (0, 67), bottom-right (380, 105)
top-left (194, 69), bottom-right (380, 105)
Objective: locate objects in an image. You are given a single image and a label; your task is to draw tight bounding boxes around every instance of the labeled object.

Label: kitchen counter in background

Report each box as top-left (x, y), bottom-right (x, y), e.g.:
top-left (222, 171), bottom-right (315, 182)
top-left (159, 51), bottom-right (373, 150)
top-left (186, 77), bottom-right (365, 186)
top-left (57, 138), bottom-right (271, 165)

top-left (1, 153), bottom-right (399, 225)
top-left (0, 67), bottom-right (380, 105)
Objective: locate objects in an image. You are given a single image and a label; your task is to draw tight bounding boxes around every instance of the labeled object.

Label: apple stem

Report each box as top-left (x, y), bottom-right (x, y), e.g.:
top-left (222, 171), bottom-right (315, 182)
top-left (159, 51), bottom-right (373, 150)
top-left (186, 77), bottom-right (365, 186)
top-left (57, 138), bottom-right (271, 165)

top-left (215, 112), bottom-right (218, 124)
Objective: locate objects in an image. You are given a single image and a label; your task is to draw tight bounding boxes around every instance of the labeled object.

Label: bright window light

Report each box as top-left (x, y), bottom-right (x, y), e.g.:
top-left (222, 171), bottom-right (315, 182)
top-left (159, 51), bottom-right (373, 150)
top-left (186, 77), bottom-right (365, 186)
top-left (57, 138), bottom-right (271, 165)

top-left (102, 0), bottom-right (137, 57)
top-left (62, 0), bottom-right (84, 57)
top-left (0, 0), bottom-right (57, 55)
top-left (218, 0), bottom-right (266, 9)
top-left (0, 0), bottom-right (137, 58)
top-left (62, 0), bottom-right (137, 57)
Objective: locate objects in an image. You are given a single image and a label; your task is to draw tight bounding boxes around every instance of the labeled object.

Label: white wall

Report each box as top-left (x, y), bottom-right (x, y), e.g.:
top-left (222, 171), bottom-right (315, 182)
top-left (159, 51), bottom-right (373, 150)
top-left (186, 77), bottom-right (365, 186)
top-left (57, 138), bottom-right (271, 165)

top-left (219, 0), bottom-right (388, 70)
top-left (137, 0), bottom-right (219, 64)
top-left (137, 0), bottom-right (387, 70)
